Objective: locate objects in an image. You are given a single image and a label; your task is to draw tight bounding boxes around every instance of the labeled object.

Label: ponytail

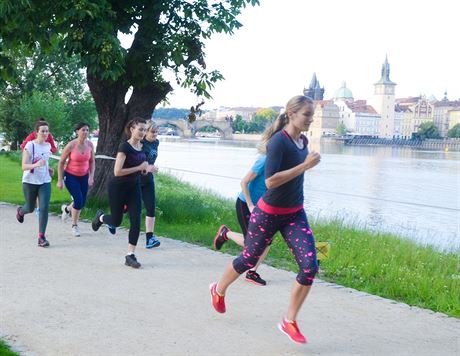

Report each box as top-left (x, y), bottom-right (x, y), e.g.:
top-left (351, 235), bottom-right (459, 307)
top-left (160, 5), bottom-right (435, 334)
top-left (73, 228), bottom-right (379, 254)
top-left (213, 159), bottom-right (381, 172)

top-left (261, 112), bottom-right (289, 148)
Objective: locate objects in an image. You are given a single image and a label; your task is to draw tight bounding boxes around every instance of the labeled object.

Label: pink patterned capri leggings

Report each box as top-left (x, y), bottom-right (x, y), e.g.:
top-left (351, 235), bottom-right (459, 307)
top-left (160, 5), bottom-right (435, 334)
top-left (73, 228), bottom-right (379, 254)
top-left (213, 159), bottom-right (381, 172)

top-left (232, 206), bottom-right (318, 286)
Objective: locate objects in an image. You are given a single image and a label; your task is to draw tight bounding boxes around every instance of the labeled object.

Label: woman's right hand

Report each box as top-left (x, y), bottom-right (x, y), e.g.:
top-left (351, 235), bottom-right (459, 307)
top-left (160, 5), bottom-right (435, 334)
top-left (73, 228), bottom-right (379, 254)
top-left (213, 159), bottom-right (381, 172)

top-left (35, 159), bottom-right (46, 168)
top-left (304, 152), bottom-right (321, 170)
top-left (138, 161), bottom-right (149, 172)
top-left (56, 180), bottom-right (64, 190)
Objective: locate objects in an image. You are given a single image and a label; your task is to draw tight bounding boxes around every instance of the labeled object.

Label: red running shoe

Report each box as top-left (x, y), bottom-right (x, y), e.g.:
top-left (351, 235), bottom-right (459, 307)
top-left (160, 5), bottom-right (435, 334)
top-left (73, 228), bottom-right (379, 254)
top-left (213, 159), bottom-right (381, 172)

top-left (278, 318), bottom-right (307, 344)
top-left (209, 282), bottom-right (226, 313)
top-left (213, 225), bottom-right (229, 250)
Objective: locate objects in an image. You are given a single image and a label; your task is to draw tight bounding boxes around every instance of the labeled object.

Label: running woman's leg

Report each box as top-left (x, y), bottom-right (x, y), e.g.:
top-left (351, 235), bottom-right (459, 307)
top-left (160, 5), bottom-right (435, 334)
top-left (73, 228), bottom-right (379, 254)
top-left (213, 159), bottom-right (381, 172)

top-left (279, 209), bottom-right (318, 321)
top-left (37, 183), bottom-right (51, 235)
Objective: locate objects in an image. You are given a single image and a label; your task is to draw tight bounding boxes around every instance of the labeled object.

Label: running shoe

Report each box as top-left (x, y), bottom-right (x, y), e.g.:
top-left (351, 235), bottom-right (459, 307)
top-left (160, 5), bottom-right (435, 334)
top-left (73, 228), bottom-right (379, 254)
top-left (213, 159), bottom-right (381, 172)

top-left (209, 282), bottom-right (226, 313)
top-left (213, 225), bottom-right (229, 250)
top-left (125, 254), bottom-right (141, 268)
top-left (72, 224), bottom-right (81, 237)
top-left (38, 237), bottom-right (50, 247)
top-left (245, 270), bottom-right (267, 286)
top-left (91, 209), bottom-right (104, 231)
top-left (278, 318), bottom-right (307, 344)
top-left (107, 225), bottom-right (116, 235)
top-left (16, 207), bottom-right (24, 223)
top-left (146, 235), bottom-right (160, 249)
top-left (61, 204), bottom-right (70, 222)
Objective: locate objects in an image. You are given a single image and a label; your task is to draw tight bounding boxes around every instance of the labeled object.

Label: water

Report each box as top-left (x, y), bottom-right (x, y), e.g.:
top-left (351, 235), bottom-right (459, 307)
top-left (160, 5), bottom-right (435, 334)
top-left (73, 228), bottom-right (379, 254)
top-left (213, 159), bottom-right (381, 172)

top-left (155, 137), bottom-right (460, 252)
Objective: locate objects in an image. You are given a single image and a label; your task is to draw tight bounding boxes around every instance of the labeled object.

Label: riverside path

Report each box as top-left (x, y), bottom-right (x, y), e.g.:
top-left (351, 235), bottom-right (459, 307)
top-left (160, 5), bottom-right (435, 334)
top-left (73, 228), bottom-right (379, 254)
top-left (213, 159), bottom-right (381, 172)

top-left (0, 203), bottom-right (459, 356)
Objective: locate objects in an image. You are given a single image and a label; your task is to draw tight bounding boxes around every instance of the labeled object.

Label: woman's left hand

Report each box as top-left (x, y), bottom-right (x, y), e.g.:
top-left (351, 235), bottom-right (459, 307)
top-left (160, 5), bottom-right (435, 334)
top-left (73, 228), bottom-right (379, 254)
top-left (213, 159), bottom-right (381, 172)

top-left (48, 167), bottom-right (55, 177)
top-left (88, 176), bottom-right (94, 186)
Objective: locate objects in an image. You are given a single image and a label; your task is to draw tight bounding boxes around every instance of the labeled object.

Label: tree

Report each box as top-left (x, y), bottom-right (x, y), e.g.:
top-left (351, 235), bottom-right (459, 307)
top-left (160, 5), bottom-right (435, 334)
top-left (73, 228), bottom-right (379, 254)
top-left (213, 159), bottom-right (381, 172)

top-left (417, 122), bottom-right (440, 139)
top-left (255, 108), bottom-right (278, 122)
top-left (447, 123), bottom-right (460, 138)
top-left (0, 0), bottom-right (259, 198)
top-left (232, 114), bottom-right (247, 133)
top-left (336, 122), bottom-right (347, 135)
top-left (0, 45), bottom-right (97, 148)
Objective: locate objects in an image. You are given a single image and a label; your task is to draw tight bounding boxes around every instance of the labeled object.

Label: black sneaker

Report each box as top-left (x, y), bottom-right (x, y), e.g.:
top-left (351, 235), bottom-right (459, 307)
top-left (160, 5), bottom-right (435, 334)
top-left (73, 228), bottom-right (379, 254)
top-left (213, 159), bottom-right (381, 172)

top-left (92, 209), bottom-right (104, 231)
top-left (107, 224), bottom-right (116, 235)
top-left (16, 207), bottom-right (24, 223)
top-left (245, 270), bottom-right (266, 286)
top-left (125, 254), bottom-right (141, 269)
top-left (213, 225), bottom-right (229, 250)
top-left (38, 237), bottom-right (50, 247)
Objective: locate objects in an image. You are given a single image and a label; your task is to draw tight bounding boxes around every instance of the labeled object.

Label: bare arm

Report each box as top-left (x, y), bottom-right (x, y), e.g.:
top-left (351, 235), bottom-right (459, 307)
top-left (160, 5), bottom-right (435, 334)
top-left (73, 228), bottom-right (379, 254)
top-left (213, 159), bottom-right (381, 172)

top-left (240, 170), bottom-right (258, 211)
top-left (57, 142), bottom-right (73, 189)
top-left (113, 152), bottom-right (148, 177)
top-left (265, 152), bottom-right (321, 189)
top-left (88, 141), bottom-right (95, 186)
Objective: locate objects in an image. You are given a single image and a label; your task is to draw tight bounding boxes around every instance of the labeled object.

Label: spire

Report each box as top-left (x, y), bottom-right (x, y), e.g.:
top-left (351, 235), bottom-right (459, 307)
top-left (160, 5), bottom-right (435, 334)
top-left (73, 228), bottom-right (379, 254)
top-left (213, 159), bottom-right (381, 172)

top-left (309, 72), bottom-right (318, 88)
top-left (375, 55), bottom-right (396, 85)
top-left (303, 72), bottom-right (325, 100)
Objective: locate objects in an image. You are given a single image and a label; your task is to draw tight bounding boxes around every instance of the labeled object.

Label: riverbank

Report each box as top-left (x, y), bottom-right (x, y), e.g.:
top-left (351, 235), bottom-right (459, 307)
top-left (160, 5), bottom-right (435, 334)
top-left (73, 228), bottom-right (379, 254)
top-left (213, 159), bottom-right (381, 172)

top-left (1, 153), bottom-right (459, 318)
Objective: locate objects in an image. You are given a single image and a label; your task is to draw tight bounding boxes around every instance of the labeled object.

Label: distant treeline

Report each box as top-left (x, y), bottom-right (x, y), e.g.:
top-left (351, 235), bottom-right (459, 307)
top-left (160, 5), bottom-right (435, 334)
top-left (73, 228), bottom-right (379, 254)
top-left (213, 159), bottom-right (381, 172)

top-left (152, 108), bottom-right (190, 120)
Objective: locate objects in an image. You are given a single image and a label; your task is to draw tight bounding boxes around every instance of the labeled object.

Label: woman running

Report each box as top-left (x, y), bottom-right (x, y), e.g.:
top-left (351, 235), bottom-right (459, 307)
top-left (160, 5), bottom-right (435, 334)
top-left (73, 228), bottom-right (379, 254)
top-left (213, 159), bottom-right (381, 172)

top-left (210, 95), bottom-right (321, 344)
top-left (57, 122), bottom-right (95, 236)
top-left (91, 118), bottom-right (156, 268)
top-left (16, 120), bottom-right (53, 247)
top-left (213, 145), bottom-right (270, 286)
top-left (141, 121), bottom-right (160, 248)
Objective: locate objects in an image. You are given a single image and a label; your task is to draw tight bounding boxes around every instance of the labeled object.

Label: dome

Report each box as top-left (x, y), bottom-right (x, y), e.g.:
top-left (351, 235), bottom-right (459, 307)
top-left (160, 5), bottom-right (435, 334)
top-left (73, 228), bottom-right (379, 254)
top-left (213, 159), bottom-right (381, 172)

top-left (333, 81), bottom-right (353, 100)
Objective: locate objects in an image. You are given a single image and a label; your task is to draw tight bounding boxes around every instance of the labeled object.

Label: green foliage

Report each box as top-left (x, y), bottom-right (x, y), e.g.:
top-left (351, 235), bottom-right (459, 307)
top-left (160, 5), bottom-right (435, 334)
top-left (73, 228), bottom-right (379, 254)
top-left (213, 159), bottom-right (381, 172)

top-left (447, 123), bottom-right (460, 138)
top-left (0, 0), bottom-right (260, 99)
top-left (0, 45), bottom-right (97, 146)
top-left (336, 122), bottom-right (347, 135)
top-left (255, 108), bottom-right (277, 121)
top-left (231, 114), bottom-right (246, 132)
top-left (231, 109), bottom-right (274, 134)
top-left (417, 122), bottom-right (440, 139)
top-left (0, 339), bottom-right (18, 356)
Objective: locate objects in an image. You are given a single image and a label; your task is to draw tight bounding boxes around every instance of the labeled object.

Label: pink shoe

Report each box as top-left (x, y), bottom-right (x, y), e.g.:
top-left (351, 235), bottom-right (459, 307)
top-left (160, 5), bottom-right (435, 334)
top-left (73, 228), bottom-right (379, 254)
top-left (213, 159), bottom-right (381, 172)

top-left (278, 318), bottom-right (307, 344)
top-left (209, 282), bottom-right (226, 313)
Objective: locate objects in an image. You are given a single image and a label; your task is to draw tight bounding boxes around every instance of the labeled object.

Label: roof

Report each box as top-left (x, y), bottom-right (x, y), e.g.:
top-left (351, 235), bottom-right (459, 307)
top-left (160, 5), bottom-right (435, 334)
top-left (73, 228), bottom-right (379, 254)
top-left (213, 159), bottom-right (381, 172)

top-left (334, 82), bottom-right (353, 100)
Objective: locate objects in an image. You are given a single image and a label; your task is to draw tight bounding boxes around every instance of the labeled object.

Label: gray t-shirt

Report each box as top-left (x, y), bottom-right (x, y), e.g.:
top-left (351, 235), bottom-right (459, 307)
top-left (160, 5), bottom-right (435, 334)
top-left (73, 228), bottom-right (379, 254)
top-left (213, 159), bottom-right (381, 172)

top-left (22, 141), bottom-right (52, 184)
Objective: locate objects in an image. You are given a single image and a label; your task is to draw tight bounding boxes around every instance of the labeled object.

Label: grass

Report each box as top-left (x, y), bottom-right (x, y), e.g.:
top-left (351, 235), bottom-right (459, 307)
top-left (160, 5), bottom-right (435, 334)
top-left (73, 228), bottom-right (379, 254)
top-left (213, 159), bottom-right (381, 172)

top-left (0, 340), bottom-right (18, 356)
top-left (1, 152), bottom-right (459, 318)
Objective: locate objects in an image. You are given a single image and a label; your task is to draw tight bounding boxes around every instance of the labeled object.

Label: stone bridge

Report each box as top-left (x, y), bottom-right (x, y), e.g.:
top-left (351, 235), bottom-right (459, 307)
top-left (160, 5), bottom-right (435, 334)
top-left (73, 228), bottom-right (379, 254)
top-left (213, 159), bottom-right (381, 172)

top-left (153, 118), bottom-right (233, 139)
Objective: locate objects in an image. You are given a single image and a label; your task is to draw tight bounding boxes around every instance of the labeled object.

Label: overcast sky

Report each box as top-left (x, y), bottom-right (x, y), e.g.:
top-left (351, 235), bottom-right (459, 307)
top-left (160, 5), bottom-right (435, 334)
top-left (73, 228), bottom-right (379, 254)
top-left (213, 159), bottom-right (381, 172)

top-left (126, 0), bottom-right (460, 109)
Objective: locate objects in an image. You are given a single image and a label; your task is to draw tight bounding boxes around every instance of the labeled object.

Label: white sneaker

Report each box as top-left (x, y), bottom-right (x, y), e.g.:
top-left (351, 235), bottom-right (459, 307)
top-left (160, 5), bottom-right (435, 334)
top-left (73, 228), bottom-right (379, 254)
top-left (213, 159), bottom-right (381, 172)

top-left (61, 204), bottom-right (70, 222)
top-left (71, 225), bottom-right (81, 237)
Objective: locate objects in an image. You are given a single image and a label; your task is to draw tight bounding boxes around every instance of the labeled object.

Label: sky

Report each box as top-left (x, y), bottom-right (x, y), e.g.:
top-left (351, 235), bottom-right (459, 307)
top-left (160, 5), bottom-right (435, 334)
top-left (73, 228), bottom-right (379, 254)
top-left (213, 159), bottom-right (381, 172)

top-left (125, 0), bottom-right (460, 110)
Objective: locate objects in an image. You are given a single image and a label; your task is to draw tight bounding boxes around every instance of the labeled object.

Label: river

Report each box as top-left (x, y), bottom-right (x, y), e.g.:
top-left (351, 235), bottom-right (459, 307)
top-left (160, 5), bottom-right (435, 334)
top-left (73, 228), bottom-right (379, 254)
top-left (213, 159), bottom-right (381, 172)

top-left (154, 137), bottom-right (460, 252)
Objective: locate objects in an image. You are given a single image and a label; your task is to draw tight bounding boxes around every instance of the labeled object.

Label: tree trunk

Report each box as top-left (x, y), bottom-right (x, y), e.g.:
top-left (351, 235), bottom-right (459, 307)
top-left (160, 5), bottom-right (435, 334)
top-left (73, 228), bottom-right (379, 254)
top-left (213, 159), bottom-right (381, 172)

top-left (86, 72), bottom-right (172, 199)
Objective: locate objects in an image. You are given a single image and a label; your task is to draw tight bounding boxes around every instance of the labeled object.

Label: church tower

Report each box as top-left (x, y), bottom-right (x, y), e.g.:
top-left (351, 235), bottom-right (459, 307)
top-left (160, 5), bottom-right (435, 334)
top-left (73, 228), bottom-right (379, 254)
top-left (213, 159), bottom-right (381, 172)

top-left (303, 73), bottom-right (325, 100)
top-left (372, 56), bottom-right (396, 138)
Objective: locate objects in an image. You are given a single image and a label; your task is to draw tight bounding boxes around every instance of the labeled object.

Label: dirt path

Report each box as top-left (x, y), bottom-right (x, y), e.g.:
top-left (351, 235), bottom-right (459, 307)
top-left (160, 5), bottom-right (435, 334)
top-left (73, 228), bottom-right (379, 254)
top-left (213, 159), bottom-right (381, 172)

top-left (0, 203), bottom-right (459, 355)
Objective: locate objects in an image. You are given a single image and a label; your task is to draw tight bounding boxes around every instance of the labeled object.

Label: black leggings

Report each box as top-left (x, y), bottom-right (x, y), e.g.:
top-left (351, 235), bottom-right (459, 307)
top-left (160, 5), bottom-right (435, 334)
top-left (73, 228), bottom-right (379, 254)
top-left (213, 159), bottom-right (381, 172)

top-left (233, 206), bottom-right (318, 286)
top-left (103, 179), bottom-right (142, 246)
top-left (235, 197), bottom-right (251, 237)
top-left (141, 174), bottom-right (155, 217)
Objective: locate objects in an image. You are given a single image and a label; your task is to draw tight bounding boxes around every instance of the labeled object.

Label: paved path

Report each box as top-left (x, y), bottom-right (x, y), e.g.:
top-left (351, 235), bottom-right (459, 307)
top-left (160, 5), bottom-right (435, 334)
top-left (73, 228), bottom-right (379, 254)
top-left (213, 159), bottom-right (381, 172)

top-left (0, 203), bottom-right (459, 355)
